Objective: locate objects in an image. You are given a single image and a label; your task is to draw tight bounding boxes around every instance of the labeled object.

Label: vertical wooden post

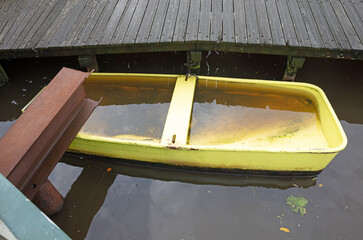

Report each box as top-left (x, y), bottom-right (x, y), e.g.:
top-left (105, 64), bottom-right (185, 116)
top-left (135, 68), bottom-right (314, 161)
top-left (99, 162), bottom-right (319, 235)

top-left (78, 55), bottom-right (99, 72)
top-left (282, 56), bottom-right (305, 81)
top-left (32, 179), bottom-right (64, 216)
top-left (187, 51), bottom-right (202, 74)
top-left (0, 64), bottom-right (9, 86)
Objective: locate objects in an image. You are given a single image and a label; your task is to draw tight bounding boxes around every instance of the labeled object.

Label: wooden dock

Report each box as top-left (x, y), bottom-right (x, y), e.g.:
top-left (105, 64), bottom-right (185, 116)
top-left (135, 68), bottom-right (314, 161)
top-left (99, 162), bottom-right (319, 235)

top-left (0, 0), bottom-right (362, 60)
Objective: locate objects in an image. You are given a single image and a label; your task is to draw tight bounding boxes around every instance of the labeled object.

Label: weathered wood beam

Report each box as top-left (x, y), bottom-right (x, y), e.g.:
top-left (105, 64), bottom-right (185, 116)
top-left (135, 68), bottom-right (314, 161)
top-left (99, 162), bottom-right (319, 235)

top-left (282, 56), bottom-right (305, 81)
top-left (0, 67), bottom-right (99, 216)
top-left (0, 64), bottom-right (9, 86)
top-left (78, 55), bottom-right (99, 72)
top-left (187, 51), bottom-right (202, 74)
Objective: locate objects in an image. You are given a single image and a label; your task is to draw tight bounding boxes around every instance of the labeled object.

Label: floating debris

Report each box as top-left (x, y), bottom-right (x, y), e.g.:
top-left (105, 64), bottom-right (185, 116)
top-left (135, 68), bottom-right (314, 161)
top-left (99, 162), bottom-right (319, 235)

top-left (286, 195), bottom-right (308, 216)
top-left (280, 227), bottom-right (290, 233)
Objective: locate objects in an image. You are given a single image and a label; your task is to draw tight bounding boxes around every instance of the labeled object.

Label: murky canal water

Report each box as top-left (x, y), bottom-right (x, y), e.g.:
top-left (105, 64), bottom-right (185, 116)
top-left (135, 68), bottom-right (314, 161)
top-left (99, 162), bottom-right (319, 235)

top-left (1, 53), bottom-right (362, 239)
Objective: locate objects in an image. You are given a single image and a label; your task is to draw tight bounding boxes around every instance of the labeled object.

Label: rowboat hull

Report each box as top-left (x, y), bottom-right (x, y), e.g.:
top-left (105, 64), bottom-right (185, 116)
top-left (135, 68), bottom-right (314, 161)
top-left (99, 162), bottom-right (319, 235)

top-left (68, 73), bottom-right (347, 175)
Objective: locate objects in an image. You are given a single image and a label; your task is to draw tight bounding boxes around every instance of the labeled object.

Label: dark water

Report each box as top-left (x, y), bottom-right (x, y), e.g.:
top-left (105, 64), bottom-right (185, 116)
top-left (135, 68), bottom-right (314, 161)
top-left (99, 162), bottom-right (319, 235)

top-left (1, 53), bottom-right (362, 239)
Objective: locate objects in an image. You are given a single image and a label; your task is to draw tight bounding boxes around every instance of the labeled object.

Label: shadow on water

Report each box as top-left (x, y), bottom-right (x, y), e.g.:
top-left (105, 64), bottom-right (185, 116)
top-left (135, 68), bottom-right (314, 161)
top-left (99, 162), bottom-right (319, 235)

top-left (1, 53), bottom-right (363, 239)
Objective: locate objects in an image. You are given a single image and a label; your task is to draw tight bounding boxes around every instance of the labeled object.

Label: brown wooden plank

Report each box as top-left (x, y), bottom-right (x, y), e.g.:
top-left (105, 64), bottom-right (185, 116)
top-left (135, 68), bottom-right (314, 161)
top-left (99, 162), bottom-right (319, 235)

top-left (245, 0), bottom-right (260, 44)
top-left (0, 68), bottom-right (92, 186)
top-left (173, 0), bottom-right (191, 42)
top-left (136, 0), bottom-right (160, 43)
top-left (265, 0), bottom-right (285, 46)
top-left (296, 0), bottom-right (324, 48)
top-left (185, 0), bottom-right (201, 41)
top-left (99, 0), bottom-right (129, 45)
top-left (160, 0), bottom-right (179, 42)
top-left (222, 0), bottom-right (235, 42)
top-left (234, 0), bottom-right (247, 44)
top-left (255, 0), bottom-right (273, 45)
top-left (198, 0), bottom-right (211, 41)
top-left (318, 0), bottom-right (351, 49)
top-left (148, 0), bottom-right (170, 43)
top-left (275, 0), bottom-right (299, 46)
top-left (331, 0), bottom-right (363, 49)
top-left (287, 0), bottom-right (311, 47)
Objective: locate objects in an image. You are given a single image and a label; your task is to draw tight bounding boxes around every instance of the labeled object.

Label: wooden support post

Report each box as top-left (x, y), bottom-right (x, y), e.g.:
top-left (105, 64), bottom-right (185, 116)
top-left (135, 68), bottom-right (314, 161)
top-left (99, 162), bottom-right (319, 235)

top-left (282, 56), bottom-right (305, 81)
top-left (0, 64), bottom-right (9, 86)
top-left (78, 55), bottom-right (99, 72)
top-left (187, 51), bottom-right (202, 74)
top-left (32, 179), bottom-right (64, 216)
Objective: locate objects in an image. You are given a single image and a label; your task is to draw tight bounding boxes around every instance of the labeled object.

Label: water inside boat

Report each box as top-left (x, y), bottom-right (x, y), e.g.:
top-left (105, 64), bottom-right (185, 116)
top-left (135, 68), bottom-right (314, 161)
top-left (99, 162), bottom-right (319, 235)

top-left (79, 76), bottom-right (329, 151)
top-left (80, 76), bottom-right (176, 143)
top-left (189, 80), bottom-right (329, 150)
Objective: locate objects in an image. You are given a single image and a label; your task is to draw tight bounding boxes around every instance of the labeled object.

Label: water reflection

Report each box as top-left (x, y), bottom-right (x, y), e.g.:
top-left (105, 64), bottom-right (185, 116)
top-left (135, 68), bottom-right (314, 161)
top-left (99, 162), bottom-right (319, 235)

top-left (62, 154), bottom-right (316, 190)
top-left (52, 162), bottom-right (117, 240)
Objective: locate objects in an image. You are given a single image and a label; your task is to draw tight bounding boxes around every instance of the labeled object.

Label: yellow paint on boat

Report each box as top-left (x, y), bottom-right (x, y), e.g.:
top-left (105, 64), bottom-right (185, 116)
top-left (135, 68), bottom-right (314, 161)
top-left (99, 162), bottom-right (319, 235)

top-left (68, 73), bottom-right (347, 173)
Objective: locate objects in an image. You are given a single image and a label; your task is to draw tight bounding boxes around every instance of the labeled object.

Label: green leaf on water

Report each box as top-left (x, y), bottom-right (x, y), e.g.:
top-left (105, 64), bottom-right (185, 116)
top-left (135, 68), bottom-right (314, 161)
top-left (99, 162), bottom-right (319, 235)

top-left (286, 195), bottom-right (308, 216)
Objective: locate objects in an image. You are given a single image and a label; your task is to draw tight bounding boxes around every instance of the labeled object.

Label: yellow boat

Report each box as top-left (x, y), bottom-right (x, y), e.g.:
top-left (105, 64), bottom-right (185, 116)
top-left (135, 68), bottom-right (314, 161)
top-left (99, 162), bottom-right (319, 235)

top-left (68, 73), bottom-right (347, 175)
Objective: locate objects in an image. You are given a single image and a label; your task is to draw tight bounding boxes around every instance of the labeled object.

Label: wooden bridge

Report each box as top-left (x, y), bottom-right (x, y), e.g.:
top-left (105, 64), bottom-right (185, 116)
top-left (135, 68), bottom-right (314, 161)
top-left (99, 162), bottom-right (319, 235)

top-left (0, 0), bottom-right (362, 80)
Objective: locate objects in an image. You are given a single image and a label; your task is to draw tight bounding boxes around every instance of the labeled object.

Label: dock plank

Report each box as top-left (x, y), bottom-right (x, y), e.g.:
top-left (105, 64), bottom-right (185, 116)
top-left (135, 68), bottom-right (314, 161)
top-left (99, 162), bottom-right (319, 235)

top-left (0, 0), bottom-right (21, 35)
top-left (123, 0), bottom-right (149, 44)
top-left (296, 0), bottom-right (324, 48)
top-left (234, 0), bottom-right (247, 44)
top-left (275, 0), bottom-right (299, 46)
top-left (10, 0), bottom-right (51, 50)
top-left (160, 0), bottom-right (180, 42)
top-left (0, 0), bottom-right (362, 60)
top-left (307, 0), bottom-right (337, 49)
top-left (61, 0), bottom-right (96, 47)
top-left (87, 0), bottom-right (118, 45)
top-left (222, 0), bottom-right (235, 42)
top-left (351, 0), bottom-right (363, 21)
top-left (48, 0), bottom-right (89, 47)
top-left (72, 0), bottom-right (108, 47)
top-left (148, 0), bottom-right (170, 43)
top-left (318, 0), bottom-right (351, 49)
top-left (99, 0), bottom-right (129, 45)
top-left (341, 0), bottom-right (363, 43)
top-left (265, 0), bottom-right (285, 46)
top-left (136, 0), bottom-right (160, 43)
top-left (210, 0), bottom-right (222, 42)
top-left (198, 0), bottom-right (211, 41)
top-left (22, 0), bottom-right (67, 49)
top-left (255, 0), bottom-right (273, 45)
top-left (1, 0), bottom-right (44, 50)
top-left (173, 0), bottom-right (191, 42)
top-left (331, 0), bottom-right (363, 49)
top-left (0, 0), bottom-right (27, 45)
top-left (287, 0), bottom-right (311, 47)
top-left (36, 0), bottom-right (81, 48)
top-left (245, 0), bottom-right (260, 44)
top-left (112, 0), bottom-right (139, 44)
top-left (185, 0), bottom-right (201, 41)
